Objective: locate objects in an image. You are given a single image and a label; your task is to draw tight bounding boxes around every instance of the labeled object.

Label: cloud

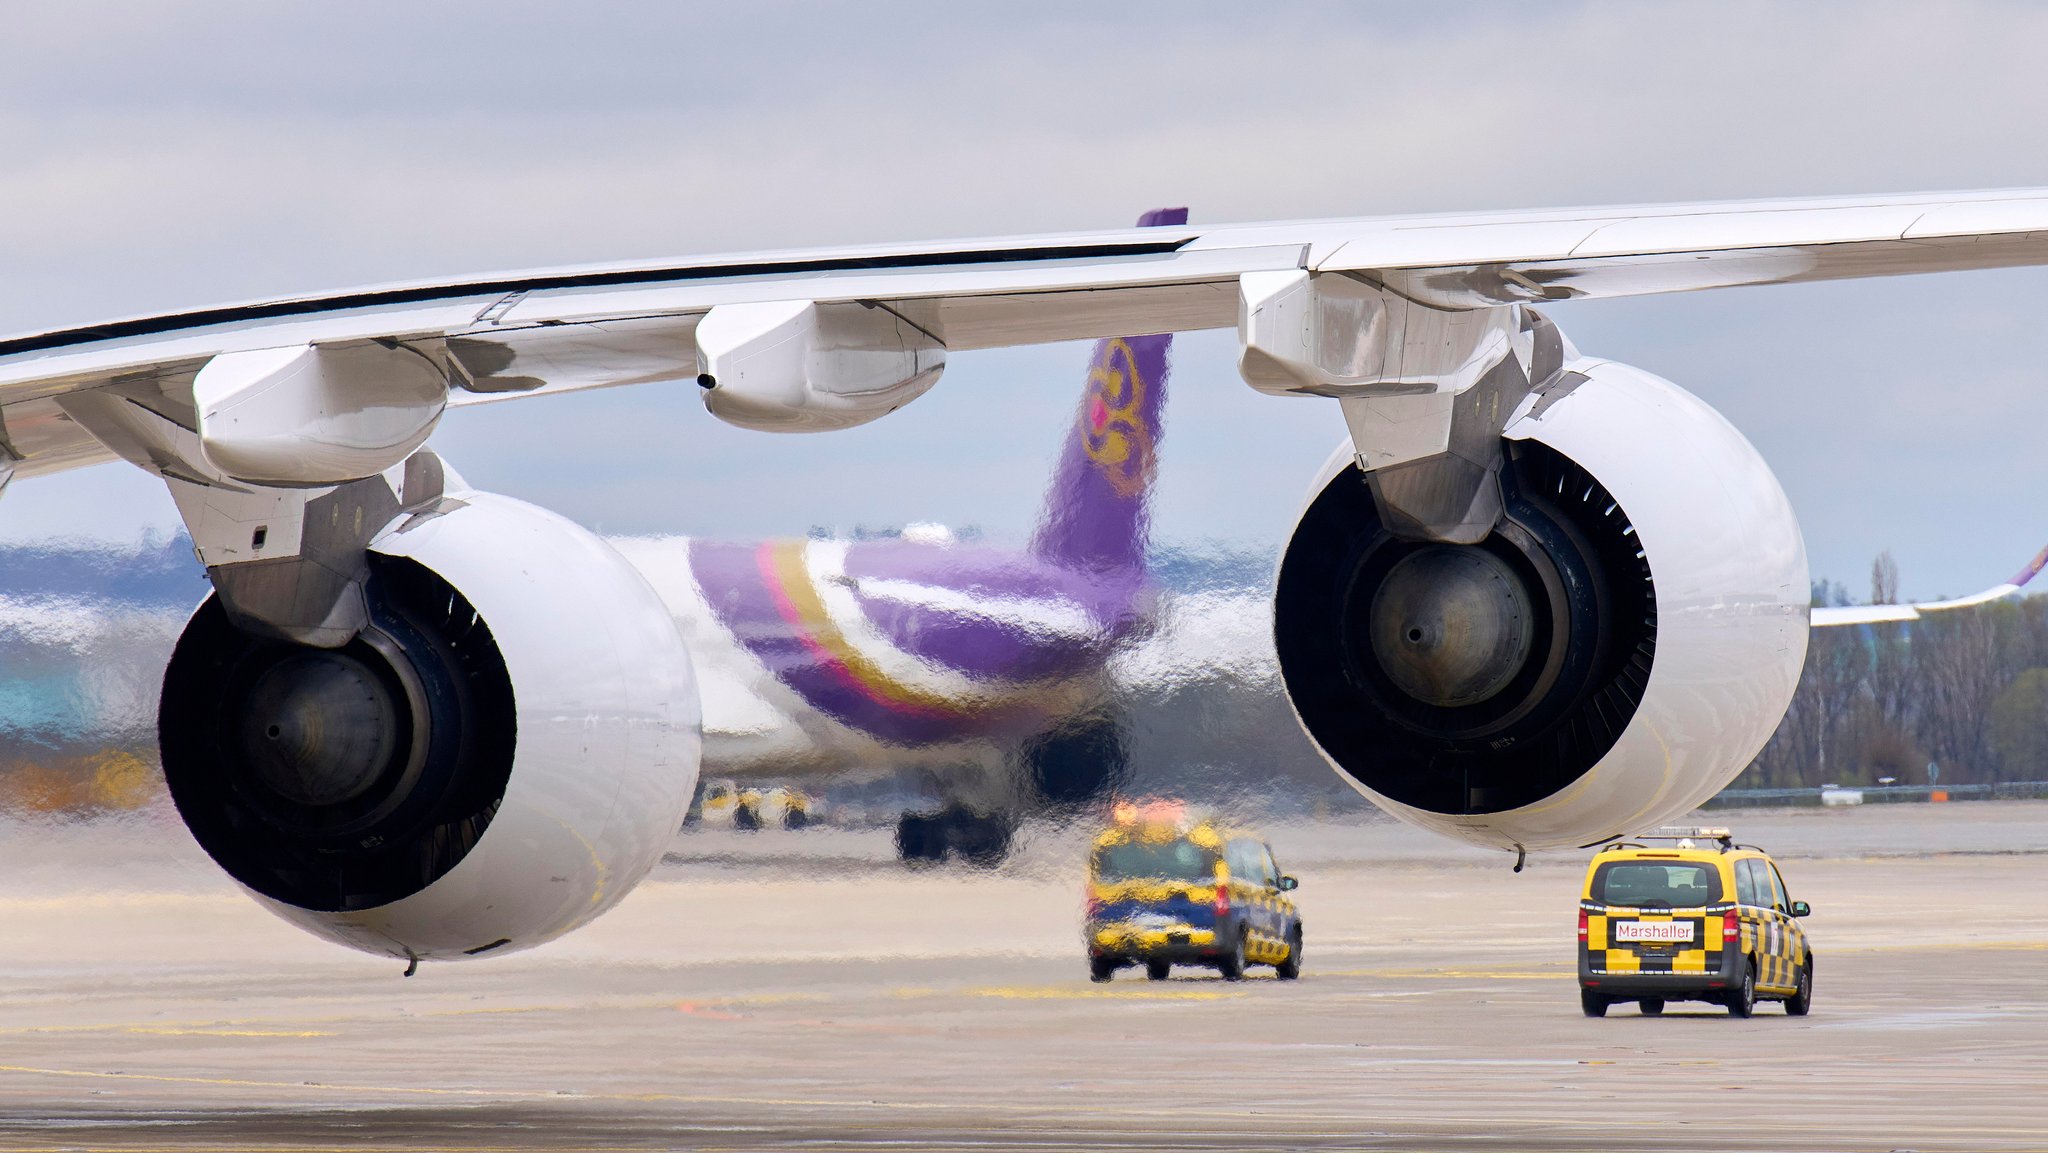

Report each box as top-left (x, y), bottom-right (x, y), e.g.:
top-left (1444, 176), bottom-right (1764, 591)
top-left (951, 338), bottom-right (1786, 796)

top-left (3, 1), bottom-right (2047, 596)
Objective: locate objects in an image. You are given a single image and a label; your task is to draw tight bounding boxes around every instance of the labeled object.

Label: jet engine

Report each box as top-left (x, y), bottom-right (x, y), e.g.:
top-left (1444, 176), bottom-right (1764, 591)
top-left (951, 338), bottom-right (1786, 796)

top-left (159, 493), bottom-right (700, 962)
top-left (1275, 360), bottom-right (1808, 851)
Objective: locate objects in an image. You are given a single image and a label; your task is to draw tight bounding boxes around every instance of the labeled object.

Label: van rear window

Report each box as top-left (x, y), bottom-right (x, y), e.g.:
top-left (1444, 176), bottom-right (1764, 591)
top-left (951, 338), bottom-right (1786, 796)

top-left (1093, 841), bottom-right (1218, 883)
top-left (1593, 861), bottom-right (1721, 908)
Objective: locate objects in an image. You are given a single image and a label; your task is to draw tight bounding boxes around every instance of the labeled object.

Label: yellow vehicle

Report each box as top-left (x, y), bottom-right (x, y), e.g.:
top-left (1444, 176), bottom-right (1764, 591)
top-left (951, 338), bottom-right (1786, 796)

top-left (1578, 827), bottom-right (1813, 1018)
top-left (697, 780), bottom-right (815, 829)
top-left (1084, 802), bottom-right (1302, 982)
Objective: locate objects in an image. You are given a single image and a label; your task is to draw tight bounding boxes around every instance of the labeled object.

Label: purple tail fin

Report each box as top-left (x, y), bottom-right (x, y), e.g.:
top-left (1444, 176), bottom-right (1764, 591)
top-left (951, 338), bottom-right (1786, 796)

top-left (1027, 208), bottom-right (1186, 573)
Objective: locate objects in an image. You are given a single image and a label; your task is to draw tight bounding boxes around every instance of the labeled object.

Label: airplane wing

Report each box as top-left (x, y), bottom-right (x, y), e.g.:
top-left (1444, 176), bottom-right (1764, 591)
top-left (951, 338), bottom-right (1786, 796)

top-left (11, 186), bottom-right (2048, 481)
top-left (1811, 540), bottom-right (2048, 626)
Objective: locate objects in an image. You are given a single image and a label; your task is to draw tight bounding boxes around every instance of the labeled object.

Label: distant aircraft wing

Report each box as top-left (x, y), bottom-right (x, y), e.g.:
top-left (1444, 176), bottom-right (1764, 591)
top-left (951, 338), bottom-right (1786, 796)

top-left (1811, 541), bottom-right (2048, 626)
top-left (12, 186), bottom-right (2048, 479)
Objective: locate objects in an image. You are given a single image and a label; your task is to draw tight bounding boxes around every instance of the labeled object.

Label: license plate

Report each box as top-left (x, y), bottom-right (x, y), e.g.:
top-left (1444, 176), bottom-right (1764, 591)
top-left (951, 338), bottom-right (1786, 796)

top-left (1132, 913), bottom-right (1179, 929)
top-left (1615, 920), bottom-right (1694, 944)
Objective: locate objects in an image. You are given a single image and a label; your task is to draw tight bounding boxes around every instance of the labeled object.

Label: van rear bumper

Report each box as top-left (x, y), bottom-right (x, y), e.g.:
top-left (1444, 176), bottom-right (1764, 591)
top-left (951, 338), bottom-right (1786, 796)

top-left (1580, 948), bottom-right (1739, 993)
top-left (1090, 924), bottom-right (1219, 960)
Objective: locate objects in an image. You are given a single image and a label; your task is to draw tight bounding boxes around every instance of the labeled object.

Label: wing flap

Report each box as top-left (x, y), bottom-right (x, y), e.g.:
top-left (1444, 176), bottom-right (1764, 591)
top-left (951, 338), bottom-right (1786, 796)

top-left (2, 395), bottom-right (120, 479)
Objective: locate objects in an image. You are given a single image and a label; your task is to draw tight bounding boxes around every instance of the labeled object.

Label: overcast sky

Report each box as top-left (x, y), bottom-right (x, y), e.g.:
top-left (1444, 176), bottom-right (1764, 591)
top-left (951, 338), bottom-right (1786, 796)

top-left (4, 1), bottom-right (2048, 599)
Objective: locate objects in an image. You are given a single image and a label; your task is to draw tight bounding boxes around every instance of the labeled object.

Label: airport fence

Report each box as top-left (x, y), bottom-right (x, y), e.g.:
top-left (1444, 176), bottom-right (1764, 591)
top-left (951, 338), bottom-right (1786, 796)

top-left (1706, 781), bottom-right (2048, 808)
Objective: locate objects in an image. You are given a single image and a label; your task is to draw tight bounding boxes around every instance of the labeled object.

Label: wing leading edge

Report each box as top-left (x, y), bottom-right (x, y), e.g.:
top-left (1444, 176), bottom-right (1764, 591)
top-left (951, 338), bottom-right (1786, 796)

top-left (12, 187), bottom-right (2048, 482)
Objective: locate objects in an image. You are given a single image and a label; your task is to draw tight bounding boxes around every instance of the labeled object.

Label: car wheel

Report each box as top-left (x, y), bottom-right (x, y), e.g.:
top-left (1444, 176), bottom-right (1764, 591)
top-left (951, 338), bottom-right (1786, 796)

top-left (1217, 930), bottom-right (1247, 981)
top-left (1639, 998), bottom-right (1665, 1016)
top-left (1089, 955), bottom-right (1117, 983)
top-left (1145, 959), bottom-right (1171, 982)
top-left (1580, 988), bottom-right (1609, 1018)
top-left (1785, 956), bottom-right (1813, 1016)
top-left (1727, 958), bottom-right (1757, 1018)
top-left (1275, 925), bottom-right (1303, 981)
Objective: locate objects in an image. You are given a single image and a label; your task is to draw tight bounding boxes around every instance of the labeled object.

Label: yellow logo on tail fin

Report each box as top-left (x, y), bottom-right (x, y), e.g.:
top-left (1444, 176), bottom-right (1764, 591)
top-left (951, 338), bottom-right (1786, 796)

top-left (1081, 338), bottom-right (1154, 499)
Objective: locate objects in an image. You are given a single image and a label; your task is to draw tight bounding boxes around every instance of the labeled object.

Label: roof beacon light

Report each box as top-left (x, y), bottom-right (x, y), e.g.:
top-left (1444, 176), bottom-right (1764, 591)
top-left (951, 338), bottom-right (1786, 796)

top-left (1646, 826), bottom-right (1734, 844)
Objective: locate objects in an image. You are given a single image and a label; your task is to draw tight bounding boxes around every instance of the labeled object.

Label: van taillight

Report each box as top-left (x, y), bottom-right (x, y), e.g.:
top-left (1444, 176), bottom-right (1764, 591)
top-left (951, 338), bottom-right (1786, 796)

top-left (1722, 912), bottom-right (1740, 942)
top-left (1213, 885), bottom-right (1230, 917)
top-left (1577, 909), bottom-right (1589, 941)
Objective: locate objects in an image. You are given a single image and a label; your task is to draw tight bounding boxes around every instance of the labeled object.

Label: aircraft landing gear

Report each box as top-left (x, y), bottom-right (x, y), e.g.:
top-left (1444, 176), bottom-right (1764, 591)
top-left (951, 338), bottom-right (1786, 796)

top-left (895, 804), bottom-right (1014, 867)
top-left (895, 811), bottom-right (945, 863)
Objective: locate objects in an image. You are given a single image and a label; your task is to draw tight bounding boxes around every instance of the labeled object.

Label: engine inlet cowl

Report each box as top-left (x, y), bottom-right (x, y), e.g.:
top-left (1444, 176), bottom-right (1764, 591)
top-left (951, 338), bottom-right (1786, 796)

top-left (161, 492), bottom-right (701, 961)
top-left (1278, 438), bottom-right (1656, 817)
top-left (1273, 358), bottom-right (1809, 851)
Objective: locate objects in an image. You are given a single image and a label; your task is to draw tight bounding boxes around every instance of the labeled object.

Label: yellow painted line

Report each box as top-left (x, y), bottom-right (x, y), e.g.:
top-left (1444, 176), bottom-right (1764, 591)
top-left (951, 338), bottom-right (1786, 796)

top-left (891, 983), bottom-right (1243, 1002)
top-left (0, 893), bottom-right (245, 912)
top-left (0, 1148), bottom-right (611, 1153)
top-left (970, 984), bottom-right (1243, 1001)
top-left (0, 989), bottom-right (838, 1042)
top-left (720, 991), bottom-right (827, 1005)
top-left (1317, 967), bottom-right (1572, 980)
top-left (1834, 939), bottom-right (2048, 953)
top-left (118, 1028), bottom-right (335, 1038)
top-left (0, 1064), bottom-right (524, 1100)
top-left (0, 1004), bottom-right (552, 1037)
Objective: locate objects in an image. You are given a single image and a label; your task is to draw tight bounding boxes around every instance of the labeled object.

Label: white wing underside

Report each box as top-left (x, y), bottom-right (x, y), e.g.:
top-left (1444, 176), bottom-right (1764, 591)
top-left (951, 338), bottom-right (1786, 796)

top-left (12, 187), bottom-right (2048, 481)
top-left (1810, 541), bottom-right (2048, 626)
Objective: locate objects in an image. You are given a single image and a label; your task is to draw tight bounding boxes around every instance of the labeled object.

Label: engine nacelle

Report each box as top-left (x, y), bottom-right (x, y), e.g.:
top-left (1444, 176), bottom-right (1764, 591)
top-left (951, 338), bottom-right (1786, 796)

top-left (160, 493), bottom-right (700, 961)
top-left (1276, 359), bottom-right (1808, 851)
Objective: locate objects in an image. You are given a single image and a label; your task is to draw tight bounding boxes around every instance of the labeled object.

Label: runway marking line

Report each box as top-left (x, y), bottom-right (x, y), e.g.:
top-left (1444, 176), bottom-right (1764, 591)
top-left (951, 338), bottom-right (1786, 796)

top-left (0, 993), bottom-right (815, 1040)
top-left (117, 1028), bottom-right (334, 1038)
top-left (1316, 968), bottom-right (1571, 980)
top-left (0, 1007), bottom-right (547, 1038)
top-left (893, 984), bottom-right (1244, 1002)
top-left (1834, 939), bottom-right (2048, 954)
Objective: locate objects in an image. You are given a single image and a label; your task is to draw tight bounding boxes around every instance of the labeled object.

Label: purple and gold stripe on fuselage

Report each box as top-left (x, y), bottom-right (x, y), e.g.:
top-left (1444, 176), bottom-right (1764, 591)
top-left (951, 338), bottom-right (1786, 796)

top-left (688, 536), bottom-right (1136, 748)
top-left (754, 539), bottom-right (964, 724)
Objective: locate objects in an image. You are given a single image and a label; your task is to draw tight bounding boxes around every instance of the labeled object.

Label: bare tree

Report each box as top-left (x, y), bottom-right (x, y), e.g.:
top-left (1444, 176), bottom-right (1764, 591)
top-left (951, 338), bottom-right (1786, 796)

top-left (1914, 604), bottom-right (2004, 783)
top-left (1739, 550), bottom-right (2048, 791)
top-left (1989, 668), bottom-right (2048, 779)
top-left (1870, 551), bottom-right (1900, 606)
top-left (1745, 581), bottom-right (1868, 787)
top-left (1867, 549), bottom-right (1916, 737)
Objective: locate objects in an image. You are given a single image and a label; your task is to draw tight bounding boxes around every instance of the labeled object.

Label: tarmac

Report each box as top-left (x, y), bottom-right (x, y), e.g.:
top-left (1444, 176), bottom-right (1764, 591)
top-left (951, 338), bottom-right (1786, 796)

top-left (2, 800), bottom-right (2047, 1151)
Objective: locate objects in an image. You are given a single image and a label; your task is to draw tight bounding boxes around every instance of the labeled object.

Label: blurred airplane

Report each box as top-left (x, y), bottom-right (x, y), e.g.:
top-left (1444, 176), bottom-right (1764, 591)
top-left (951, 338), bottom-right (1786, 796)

top-left (13, 186), bottom-right (2048, 964)
top-left (623, 212), bottom-right (1184, 862)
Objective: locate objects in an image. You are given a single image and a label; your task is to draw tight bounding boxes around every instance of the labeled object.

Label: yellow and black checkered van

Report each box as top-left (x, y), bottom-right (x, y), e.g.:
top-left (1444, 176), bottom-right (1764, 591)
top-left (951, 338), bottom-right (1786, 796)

top-left (1578, 828), bottom-right (1813, 1018)
top-left (1085, 802), bottom-right (1303, 983)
